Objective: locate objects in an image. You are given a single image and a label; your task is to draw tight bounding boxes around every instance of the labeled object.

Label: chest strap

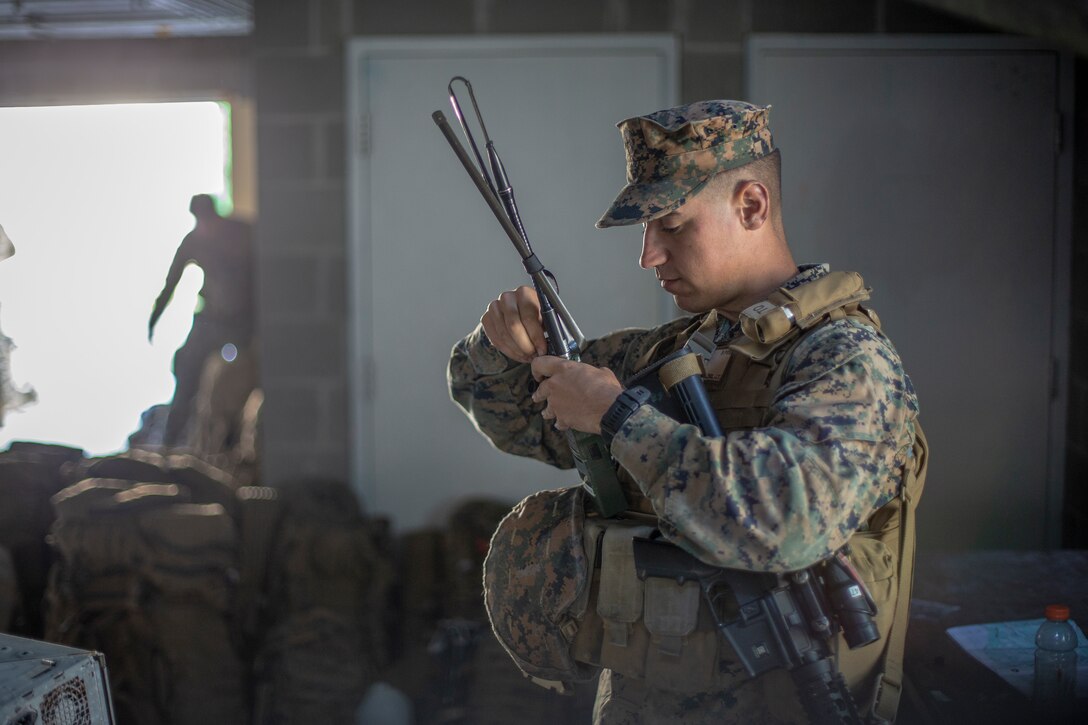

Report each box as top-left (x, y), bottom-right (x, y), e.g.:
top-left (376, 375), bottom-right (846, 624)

top-left (868, 422), bottom-right (928, 722)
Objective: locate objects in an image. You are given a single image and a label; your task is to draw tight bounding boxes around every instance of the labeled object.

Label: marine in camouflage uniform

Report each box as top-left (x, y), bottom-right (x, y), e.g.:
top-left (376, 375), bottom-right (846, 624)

top-left (448, 101), bottom-right (921, 723)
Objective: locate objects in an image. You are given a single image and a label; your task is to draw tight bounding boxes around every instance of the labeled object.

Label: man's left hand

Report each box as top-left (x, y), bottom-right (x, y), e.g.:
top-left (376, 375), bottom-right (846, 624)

top-left (530, 356), bottom-right (623, 433)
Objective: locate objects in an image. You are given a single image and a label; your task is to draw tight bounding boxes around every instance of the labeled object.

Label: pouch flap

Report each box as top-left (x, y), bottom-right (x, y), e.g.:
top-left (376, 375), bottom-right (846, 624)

top-left (643, 577), bottom-right (700, 639)
top-left (737, 271), bottom-right (870, 348)
top-left (597, 524), bottom-right (655, 624)
top-left (729, 332), bottom-right (798, 362)
top-left (573, 517), bottom-right (608, 620)
top-left (657, 352), bottom-right (706, 391)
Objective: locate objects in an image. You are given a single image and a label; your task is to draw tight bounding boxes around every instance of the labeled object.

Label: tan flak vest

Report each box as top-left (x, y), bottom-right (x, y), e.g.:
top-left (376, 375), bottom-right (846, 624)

top-left (572, 271), bottom-right (928, 722)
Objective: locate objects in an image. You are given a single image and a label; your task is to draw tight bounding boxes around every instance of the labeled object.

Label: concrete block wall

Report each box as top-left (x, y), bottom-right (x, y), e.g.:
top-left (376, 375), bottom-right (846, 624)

top-left (252, 0), bottom-right (1002, 491)
top-left (0, 37), bottom-right (252, 104)
top-left (253, 2), bottom-right (351, 483)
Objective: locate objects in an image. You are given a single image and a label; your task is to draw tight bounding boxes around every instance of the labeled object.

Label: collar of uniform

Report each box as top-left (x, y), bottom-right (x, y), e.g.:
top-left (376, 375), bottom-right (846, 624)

top-left (714, 263), bottom-right (831, 344)
top-left (782, 262), bottom-right (830, 291)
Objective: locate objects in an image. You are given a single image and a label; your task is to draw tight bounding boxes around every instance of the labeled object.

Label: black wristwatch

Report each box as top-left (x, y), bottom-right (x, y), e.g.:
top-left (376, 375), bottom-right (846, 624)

top-left (600, 385), bottom-right (652, 445)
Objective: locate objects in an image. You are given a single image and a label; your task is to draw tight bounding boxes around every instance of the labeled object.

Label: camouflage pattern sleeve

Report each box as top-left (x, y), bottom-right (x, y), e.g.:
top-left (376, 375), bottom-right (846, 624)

top-left (609, 318), bottom-right (920, 573)
top-left (447, 316), bottom-right (696, 469)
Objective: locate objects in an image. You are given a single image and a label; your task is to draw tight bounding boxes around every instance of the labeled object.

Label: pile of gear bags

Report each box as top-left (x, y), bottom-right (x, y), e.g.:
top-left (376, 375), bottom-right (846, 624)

top-left (0, 442), bottom-right (594, 725)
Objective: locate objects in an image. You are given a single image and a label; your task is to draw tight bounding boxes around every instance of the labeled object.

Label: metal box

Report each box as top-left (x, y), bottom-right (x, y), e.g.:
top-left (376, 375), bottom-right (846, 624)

top-left (0, 633), bottom-right (115, 725)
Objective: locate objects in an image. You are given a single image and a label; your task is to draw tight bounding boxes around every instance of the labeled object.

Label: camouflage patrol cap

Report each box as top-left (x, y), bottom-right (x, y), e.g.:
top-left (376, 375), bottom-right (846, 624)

top-left (483, 485), bottom-right (600, 684)
top-left (596, 100), bottom-right (774, 228)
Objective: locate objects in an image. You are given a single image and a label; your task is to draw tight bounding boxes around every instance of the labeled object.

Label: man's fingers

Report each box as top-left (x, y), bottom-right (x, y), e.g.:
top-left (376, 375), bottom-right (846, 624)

top-left (498, 291), bottom-right (538, 359)
top-left (481, 300), bottom-right (514, 359)
top-left (515, 286), bottom-right (548, 356)
top-left (481, 289), bottom-right (544, 363)
top-left (482, 296), bottom-right (531, 362)
top-left (530, 355), bottom-right (564, 382)
top-left (538, 399), bottom-right (568, 431)
top-left (528, 359), bottom-right (623, 435)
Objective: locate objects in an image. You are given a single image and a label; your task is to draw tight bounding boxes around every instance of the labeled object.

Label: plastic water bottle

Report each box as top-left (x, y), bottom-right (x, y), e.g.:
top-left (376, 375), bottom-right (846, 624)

top-left (1033, 604), bottom-right (1078, 719)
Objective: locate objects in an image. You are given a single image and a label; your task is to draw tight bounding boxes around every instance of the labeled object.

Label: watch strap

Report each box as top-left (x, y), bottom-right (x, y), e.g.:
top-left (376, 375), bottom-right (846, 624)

top-left (600, 386), bottom-right (652, 445)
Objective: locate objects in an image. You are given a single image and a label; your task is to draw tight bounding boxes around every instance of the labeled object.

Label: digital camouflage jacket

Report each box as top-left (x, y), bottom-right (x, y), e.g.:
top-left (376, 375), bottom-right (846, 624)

top-left (448, 266), bottom-right (920, 576)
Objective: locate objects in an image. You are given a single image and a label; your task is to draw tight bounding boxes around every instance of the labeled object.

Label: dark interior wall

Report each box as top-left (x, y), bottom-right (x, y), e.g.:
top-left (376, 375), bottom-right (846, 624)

top-left (253, 0), bottom-right (1087, 546)
top-left (0, 2), bottom-right (1082, 544)
top-left (1065, 58), bottom-right (1088, 548)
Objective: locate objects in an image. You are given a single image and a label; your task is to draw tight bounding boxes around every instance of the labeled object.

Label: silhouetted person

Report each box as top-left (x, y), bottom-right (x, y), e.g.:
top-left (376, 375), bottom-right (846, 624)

top-left (0, 222), bottom-right (13, 262)
top-left (0, 222), bottom-right (35, 426)
top-left (149, 194), bottom-right (254, 446)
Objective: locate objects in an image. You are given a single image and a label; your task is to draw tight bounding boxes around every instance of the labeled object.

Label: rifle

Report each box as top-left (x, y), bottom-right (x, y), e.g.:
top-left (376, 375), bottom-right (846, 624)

top-left (432, 77), bottom-right (627, 516)
top-left (633, 537), bottom-right (876, 725)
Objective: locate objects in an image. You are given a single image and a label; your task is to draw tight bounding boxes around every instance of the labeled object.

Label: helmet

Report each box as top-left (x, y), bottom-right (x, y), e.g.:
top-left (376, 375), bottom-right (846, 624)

top-left (483, 485), bottom-right (599, 683)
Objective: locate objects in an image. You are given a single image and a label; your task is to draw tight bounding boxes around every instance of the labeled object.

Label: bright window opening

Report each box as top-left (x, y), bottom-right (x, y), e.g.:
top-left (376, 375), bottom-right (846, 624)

top-left (0, 101), bottom-right (232, 456)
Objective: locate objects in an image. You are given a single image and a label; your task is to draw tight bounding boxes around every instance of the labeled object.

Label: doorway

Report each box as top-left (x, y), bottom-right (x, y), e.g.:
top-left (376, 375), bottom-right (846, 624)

top-left (0, 101), bottom-right (233, 455)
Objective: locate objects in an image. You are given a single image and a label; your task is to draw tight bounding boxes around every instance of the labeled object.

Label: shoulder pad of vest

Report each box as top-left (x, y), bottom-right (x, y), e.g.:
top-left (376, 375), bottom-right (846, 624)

top-left (739, 271), bottom-right (871, 345)
top-left (729, 331), bottom-right (799, 362)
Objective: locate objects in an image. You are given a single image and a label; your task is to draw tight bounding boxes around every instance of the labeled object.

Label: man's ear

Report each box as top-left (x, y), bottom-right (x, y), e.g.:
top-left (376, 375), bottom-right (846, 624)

top-left (735, 180), bottom-right (770, 231)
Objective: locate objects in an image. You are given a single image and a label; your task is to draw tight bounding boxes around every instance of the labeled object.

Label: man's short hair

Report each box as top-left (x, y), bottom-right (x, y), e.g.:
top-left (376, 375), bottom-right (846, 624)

top-left (710, 148), bottom-right (780, 197)
top-left (706, 148), bottom-right (783, 230)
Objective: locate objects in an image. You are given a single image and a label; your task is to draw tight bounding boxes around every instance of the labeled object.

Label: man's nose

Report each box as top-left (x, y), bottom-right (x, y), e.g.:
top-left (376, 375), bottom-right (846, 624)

top-left (640, 226), bottom-right (667, 270)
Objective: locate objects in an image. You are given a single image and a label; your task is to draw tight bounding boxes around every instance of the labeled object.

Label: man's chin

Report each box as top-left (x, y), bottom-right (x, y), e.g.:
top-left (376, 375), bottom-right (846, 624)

top-left (671, 294), bottom-right (710, 314)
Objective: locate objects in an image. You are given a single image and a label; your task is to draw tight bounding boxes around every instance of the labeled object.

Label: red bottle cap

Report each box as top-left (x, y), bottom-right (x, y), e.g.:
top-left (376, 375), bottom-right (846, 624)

top-left (1045, 604), bottom-right (1070, 621)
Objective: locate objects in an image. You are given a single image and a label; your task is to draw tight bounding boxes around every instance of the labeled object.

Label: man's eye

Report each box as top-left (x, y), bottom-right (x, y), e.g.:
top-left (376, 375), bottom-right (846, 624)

top-left (662, 225), bottom-right (681, 234)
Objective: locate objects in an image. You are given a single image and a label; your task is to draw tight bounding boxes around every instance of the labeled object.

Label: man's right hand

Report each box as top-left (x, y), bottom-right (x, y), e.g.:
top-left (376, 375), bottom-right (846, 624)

top-left (480, 285), bottom-right (548, 364)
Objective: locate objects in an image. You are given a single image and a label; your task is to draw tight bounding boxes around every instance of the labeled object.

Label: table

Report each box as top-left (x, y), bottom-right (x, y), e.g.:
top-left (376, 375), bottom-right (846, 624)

top-left (901, 550), bottom-right (1088, 724)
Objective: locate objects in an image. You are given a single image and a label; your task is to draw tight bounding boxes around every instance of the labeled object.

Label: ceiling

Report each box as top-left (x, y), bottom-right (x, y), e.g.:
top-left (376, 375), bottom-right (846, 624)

top-left (0, 0), bottom-right (251, 39)
top-left (915, 0), bottom-right (1088, 55)
top-left (0, 1), bottom-right (1083, 53)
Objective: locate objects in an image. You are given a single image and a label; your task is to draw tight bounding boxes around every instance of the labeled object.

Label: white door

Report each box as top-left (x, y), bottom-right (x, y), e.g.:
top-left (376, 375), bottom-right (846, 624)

top-left (748, 36), bottom-right (1072, 550)
top-left (348, 36), bottom-right (678, 530)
